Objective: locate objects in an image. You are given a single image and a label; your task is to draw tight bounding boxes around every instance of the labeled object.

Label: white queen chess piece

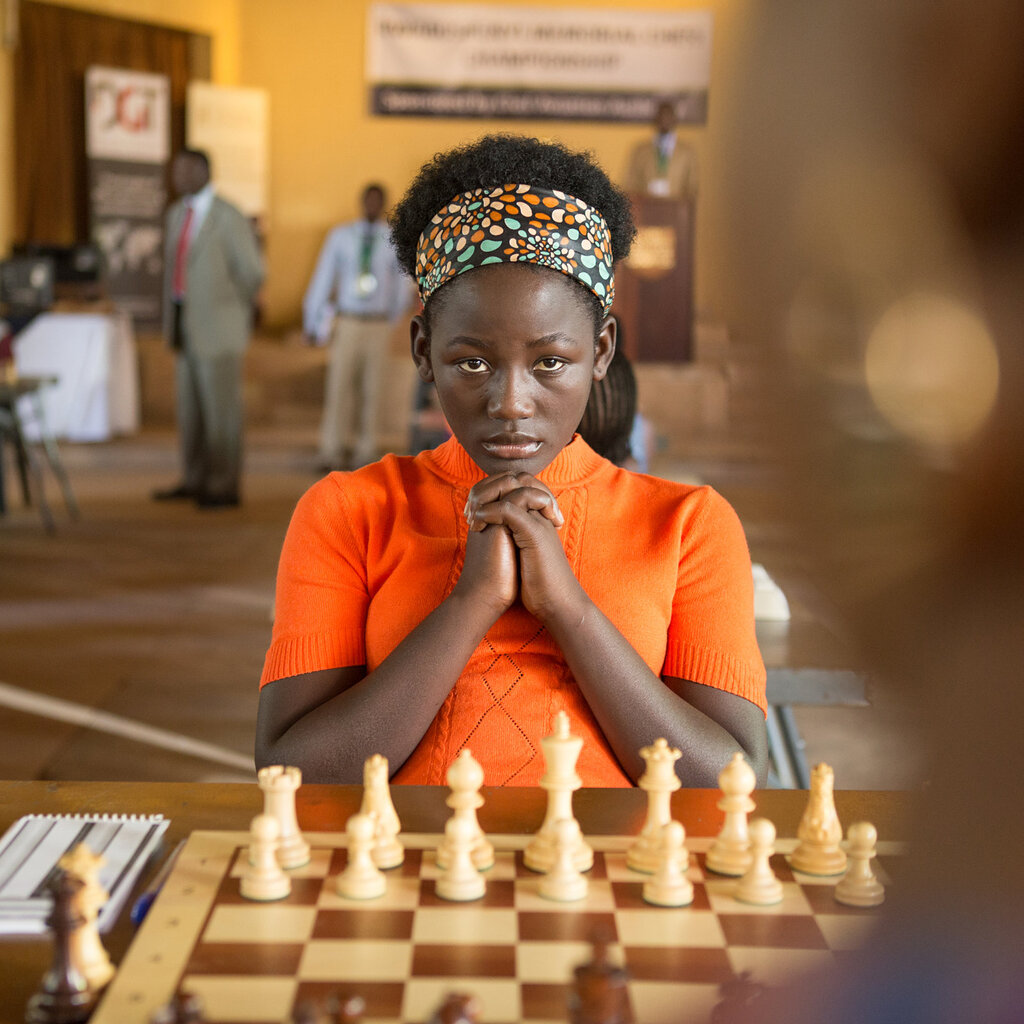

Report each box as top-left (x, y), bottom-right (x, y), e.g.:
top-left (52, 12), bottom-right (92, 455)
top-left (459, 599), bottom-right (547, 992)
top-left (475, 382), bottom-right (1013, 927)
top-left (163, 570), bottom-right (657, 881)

top-left (627, 738), bottom-right (682, 873)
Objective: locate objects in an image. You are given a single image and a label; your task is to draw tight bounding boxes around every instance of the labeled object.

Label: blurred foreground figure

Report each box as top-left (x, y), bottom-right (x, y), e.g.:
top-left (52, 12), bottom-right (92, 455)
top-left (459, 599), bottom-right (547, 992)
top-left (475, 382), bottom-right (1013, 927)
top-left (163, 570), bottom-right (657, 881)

top-left (724, 1), bottom-right (1024, 1019)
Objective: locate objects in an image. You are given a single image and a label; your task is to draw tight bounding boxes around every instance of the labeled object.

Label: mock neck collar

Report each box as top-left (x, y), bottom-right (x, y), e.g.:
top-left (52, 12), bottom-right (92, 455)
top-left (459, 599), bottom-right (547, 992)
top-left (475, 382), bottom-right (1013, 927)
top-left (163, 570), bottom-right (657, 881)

top-left (423, 434), bottom-right (608, 490)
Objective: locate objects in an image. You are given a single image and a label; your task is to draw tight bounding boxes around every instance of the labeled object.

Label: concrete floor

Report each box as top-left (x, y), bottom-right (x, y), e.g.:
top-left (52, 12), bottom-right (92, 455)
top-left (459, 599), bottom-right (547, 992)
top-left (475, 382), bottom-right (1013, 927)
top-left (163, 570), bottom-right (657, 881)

top-left (0, 343), bottom-right (924, 790)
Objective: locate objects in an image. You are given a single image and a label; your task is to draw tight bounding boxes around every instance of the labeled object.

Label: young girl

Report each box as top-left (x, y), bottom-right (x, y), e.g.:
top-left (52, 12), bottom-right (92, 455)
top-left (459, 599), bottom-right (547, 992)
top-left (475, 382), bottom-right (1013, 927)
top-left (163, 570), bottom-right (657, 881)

top-left (256, 135), bottom-right (767, 787)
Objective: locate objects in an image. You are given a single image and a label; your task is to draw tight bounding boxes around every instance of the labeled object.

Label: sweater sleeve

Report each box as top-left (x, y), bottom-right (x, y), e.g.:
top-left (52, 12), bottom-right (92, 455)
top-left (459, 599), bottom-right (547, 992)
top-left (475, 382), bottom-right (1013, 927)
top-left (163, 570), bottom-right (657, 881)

top-left (662, 487), bottom-right (767, 713)
top-left (259, 476), bottom-right (370, 686)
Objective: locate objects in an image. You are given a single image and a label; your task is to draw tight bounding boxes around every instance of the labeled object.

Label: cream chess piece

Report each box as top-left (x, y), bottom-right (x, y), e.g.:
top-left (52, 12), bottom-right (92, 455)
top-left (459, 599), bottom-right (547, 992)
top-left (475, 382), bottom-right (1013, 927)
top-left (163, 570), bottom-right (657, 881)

top-left (241, 814), bottom-right (291, 901)
top-left (539, 818), bottom-right (588, 902)
top-left (58, 842), bottom-right (114, 991)
top-left (361, 753), bottom-right (404, 869)
top-left (735, 817), bottom-right (784, 905)
top-left (705, 751), bottom-right (757, 876)
top-left (525, 712), bottom-right (593, 873)
top-left (436, 749), bottom-right (494, 872)
top-left (834, 821), bottom-right (885, 907)
top-left (627, 738), bottom-right (682, 873)
top-left (336, 813), bottom-right (387, 899)
top-left (789, 762), bottom-right (847, 875)
top-left (257, 764), bottom-right (310, 869)
top-left (643, 821), bottom-right (694, 907)
top-left (435, 814), bottom-right (486, 902)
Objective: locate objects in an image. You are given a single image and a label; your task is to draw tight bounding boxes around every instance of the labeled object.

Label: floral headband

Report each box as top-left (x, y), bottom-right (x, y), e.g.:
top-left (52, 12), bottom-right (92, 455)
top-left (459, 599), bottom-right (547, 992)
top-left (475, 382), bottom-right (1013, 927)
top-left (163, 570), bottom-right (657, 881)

top-left (415, 184), bottom-right (615, 316)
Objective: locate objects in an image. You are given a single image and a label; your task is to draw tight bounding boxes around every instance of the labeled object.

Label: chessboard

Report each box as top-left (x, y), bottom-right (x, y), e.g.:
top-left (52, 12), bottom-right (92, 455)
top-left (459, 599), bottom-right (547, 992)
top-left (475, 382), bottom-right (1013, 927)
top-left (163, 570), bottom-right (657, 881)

top-left (91, 828), bottom-right (902, 1024)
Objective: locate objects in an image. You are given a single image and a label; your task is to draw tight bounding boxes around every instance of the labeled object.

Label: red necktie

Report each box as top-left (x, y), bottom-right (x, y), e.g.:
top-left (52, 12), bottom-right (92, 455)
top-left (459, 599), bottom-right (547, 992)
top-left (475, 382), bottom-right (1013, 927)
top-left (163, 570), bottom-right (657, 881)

top-left (173, 204), bottom-right (194, 299)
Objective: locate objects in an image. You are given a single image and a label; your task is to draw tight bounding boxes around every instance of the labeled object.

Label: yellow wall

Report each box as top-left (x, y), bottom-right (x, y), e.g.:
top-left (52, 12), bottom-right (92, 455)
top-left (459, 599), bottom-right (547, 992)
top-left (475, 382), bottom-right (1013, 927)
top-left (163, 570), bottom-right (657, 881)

top-left (0, 0), bottom-right (241, 257)
top-left (243, 0), bottom-right (748, 329)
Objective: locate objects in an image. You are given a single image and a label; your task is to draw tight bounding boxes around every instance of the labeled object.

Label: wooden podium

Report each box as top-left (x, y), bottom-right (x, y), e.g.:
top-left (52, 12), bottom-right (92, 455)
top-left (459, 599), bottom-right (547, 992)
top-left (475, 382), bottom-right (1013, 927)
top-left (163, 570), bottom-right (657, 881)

top-left (612, 195), bottom-right (694, 363)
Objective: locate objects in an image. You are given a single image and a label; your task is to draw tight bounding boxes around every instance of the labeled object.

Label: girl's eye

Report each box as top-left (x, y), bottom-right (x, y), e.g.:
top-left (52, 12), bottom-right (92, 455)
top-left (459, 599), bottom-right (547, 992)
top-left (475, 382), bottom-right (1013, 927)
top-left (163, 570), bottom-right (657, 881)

top-left (458, 358), bottom-right (488, 374)
top-left (537, 357), bottom-right (567, 372)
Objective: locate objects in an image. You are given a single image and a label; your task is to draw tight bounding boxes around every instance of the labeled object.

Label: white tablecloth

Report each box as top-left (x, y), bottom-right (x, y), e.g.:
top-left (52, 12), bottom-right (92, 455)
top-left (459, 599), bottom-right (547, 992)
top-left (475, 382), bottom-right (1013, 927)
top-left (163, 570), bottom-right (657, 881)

top-left (12, 312), bottom-right (140, 442)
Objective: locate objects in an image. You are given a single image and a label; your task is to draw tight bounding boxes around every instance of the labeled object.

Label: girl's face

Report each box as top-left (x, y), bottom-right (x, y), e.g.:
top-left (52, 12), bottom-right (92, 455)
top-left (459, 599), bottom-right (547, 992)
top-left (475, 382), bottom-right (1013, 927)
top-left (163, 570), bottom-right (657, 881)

top-left (412, 264), bottom-right (615, 478)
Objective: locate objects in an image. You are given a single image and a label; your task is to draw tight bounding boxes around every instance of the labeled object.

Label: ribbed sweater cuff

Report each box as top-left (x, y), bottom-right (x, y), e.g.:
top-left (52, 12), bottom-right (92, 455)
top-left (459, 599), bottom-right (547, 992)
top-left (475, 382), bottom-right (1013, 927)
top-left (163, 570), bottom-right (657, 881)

top-left (664, 639), bottom-right (767, 714)
top-left (259, 629), bottom-right (366, 687)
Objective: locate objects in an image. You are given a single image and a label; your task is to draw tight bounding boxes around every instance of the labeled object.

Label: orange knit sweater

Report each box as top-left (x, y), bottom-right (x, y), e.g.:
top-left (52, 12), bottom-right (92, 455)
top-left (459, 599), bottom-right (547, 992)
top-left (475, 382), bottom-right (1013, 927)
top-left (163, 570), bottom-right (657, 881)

top-left (260, 435), bottom-right (766, 787)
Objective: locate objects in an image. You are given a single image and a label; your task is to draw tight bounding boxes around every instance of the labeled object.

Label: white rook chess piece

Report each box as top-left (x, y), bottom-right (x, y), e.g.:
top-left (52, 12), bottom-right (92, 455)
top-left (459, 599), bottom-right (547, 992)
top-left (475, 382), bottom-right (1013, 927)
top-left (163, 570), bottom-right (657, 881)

top-left (627, 738), bottom-right (682, 873)
top-left (643, 821), bottom-right (694, 907)
top-left (735, 817), bottom-right (784, 905)
top-left (539, 818), bottom-right (589, 902)
top-left (360, 753), bottom-right (404, 869)
top-left (436, 749), bottom-right (494, 872)
top-left (789, 762), bottom-right (848, 876)
top-left (58, 842), bottom-right (114, 991)
top-left (257, 765), bottom-right (310, 869)
top-left (834, 821), bottom-right (885, 907)
top-left (241, 814), bottom-right (291, 901)
top-left (525, 712), bottom-right (593, 874)
top-left (706, 751), bottom-right (757, 877)
top-left (336, 813), bottom-right (386, 900)
top-left (436, 814), bottom-right (486, 902)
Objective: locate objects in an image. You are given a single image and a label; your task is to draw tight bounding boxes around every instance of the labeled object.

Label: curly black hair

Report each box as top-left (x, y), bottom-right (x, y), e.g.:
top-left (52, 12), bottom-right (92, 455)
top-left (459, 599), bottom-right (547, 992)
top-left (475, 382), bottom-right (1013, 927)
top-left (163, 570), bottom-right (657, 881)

top-left (390, 134), bottom-right (635, 328)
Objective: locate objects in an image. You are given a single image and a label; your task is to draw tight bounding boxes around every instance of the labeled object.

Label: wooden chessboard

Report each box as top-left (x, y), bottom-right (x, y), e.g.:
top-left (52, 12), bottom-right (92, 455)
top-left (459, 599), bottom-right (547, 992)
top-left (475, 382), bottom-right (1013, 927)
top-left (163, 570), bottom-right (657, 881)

top-left (91, 829), bottom-right (902, 1024)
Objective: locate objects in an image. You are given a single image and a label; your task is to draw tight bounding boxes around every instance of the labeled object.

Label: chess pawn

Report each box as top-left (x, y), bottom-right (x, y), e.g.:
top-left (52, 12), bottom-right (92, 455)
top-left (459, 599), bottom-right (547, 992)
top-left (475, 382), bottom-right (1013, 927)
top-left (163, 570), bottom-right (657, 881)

top-left (25, 870), bottom-right (97, 1024)
top-left (435, 814), bottom-right (486, 902)
top-left (735, 817), bottom-right (784, 905)
top-left (706, 751), bottom-right (756, 876)
top-left (627, 738), bottom-right (683, 873)
top-left (643, 820), bottom-right (694, 907)
top-left (360, 753), bottom-right (404, 869)
top-left (524, 712), bottom-right (594, 873)
top-left (327, 992), bottom-right (367, 1024)
top-left (834, 821), bottom-right (885, 907)
top-left (59, 842), bottom-right (114, 991)
top-left (428, 992), bottom-right (482, 1024)
top-left (436, 749), bottom-right (495, 872)
top-left (539, 818), bottom-right (589, 902)
top-left (241, 814), bottom-right (291, 901)
top-left (336, 813), bottom-right (387, 899)
top-left (257, 764), bottom-right (311, 869)
top-left (789, 762), bottom-right (848, 875)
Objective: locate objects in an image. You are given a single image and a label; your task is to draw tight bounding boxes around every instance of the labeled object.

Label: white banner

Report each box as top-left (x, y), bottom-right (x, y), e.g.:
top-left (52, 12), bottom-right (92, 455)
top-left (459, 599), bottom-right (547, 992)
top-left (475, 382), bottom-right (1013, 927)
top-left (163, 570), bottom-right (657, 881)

top-left (187, 83), bottom-right (270, 217)
top-left (85, 66), bottom-right (169, 164)
top-left (368, 3), bottom-right (712, 122)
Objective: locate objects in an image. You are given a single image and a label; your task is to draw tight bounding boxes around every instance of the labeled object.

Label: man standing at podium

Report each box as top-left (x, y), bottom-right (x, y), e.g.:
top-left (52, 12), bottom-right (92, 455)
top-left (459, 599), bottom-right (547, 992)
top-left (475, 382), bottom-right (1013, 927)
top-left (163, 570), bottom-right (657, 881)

top-left (154, 149), bottom-right (264, 509)
top-left (626, 99), bottom-right (699, 200)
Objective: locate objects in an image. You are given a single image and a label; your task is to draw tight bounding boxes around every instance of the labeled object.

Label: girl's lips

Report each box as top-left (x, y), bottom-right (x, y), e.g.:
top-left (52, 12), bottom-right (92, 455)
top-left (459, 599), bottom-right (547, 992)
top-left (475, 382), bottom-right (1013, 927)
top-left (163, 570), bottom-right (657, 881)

top-left (480, 439), bottom-right (543, 459)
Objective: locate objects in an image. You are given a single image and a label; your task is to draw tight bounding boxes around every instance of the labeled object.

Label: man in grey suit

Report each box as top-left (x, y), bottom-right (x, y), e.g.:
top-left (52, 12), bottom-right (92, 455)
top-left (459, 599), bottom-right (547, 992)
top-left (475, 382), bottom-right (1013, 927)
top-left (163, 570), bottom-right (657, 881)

top-left (154, 149), bottom-right (264, 508)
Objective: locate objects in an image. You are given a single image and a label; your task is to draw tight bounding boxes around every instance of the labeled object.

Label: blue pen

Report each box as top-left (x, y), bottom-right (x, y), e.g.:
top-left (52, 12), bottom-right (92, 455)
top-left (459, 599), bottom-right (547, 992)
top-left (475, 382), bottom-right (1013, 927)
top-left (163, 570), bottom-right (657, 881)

top-left (130, 839), bottom-right (186, 926)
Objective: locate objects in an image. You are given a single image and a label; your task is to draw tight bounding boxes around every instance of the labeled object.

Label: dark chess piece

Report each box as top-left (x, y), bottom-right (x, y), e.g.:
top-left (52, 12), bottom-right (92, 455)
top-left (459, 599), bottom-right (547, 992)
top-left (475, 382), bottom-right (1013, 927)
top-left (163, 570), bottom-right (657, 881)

top-left (568, 929), bottom-right (632, 1024)
top-left (427, 992), bottom-right (482, 1024)
top-left (291, 999), bottom-right (320, 1024)
top-left (326, 993), bottom-right (366, 1023)
top-left (151, 990), bottom-right (205, 1023)
top-left (25, 869), bottom-right (98, 1024)
top-left (710, 971), bottom-right (774, 1024)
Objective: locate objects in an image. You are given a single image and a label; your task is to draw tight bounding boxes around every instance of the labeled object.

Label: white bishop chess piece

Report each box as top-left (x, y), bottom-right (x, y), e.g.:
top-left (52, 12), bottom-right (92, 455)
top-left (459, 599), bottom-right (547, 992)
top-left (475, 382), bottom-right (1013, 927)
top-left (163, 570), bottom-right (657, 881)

top-left (257, 765), bottom-right (310, 869)
top-left (789, 762), bottom-right (847, 876)
top-left (627, 738), bottom-right (682, 873)
top-left (834, 821), bottom-right (885, 907)
top-left (524, 712), bottom-right (593, 873)
top-left (705, 751), bottom-right (757, 876)
top-left (436, 749), bottom-right (494, 872)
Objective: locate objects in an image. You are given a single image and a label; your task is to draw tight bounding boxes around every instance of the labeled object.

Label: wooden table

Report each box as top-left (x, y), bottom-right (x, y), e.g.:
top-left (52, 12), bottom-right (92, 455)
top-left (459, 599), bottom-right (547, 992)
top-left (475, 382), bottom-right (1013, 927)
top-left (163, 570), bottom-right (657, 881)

top-left (0, 780), bottom-right (910, 1023)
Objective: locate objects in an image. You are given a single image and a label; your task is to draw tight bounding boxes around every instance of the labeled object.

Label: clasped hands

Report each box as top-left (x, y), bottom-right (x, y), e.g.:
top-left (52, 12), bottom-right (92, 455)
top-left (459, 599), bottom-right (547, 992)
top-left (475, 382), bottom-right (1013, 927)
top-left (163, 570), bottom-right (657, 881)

top-left (457, 471), bottom-right (586, 624)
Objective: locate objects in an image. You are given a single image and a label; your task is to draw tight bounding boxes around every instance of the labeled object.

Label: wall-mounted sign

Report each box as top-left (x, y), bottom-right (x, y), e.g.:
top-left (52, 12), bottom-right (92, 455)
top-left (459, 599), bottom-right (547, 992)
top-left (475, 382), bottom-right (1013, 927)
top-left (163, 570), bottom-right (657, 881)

top-left (368, 3), bottom-right (712, 123)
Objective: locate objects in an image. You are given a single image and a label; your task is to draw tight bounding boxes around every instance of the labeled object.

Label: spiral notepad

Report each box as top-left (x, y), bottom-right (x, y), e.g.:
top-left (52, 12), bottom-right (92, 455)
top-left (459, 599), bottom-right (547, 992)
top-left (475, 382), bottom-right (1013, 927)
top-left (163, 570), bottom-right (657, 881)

top-left (0, 812), bottom-right (169, 934)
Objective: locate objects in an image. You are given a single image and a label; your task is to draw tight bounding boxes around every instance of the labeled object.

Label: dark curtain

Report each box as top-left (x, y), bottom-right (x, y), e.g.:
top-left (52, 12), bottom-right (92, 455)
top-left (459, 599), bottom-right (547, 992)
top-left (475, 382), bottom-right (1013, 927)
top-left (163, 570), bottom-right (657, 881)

top-left (14, 1), bottom-right (207, 246)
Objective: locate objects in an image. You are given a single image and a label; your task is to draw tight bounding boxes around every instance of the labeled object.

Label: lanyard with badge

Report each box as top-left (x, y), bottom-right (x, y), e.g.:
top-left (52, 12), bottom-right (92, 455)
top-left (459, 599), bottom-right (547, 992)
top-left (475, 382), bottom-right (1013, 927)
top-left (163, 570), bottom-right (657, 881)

top-left (357, 227), bottom-right (378, 297)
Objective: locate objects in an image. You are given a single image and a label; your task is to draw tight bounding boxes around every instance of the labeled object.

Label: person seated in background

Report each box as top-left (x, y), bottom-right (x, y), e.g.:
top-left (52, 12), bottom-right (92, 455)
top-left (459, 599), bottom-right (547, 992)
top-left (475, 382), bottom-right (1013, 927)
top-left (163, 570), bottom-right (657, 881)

top-left (255, 134), bottom-right (766, 788)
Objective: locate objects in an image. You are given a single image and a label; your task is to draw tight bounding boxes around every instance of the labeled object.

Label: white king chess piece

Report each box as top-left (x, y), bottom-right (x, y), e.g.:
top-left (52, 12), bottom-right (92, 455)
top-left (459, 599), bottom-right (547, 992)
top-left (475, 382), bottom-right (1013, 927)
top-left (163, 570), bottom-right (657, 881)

top-left (627, 738), bottom-right (682, 873)
top-left (257, 765), bottom-right (310, 869)
top-left (525, 712), bottom-right (593, 873)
